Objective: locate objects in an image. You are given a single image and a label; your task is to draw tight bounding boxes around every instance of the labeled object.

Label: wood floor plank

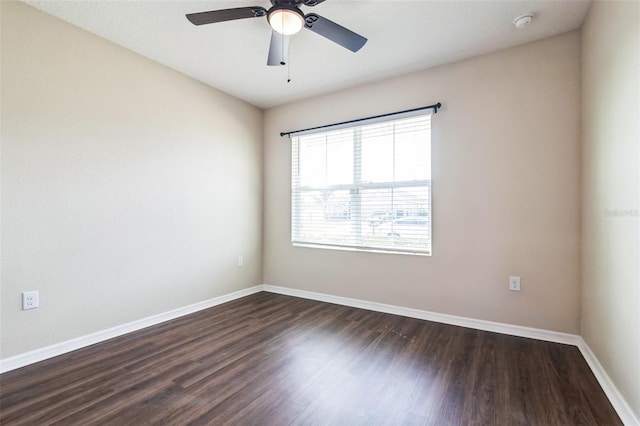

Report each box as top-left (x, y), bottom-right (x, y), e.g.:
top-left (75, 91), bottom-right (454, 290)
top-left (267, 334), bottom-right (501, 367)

top-left (0, 292), bottom-right (622, 425)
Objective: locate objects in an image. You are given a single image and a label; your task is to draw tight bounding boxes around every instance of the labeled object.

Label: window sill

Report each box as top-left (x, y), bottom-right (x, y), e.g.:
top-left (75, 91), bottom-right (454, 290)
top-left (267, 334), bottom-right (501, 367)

top-left (292, 242), bottom-right (431, 257)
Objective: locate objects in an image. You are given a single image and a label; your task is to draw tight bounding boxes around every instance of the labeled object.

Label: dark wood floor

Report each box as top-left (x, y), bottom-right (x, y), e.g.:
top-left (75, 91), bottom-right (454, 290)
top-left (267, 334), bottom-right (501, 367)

top-left (0, 292), bottom-right (621, 425)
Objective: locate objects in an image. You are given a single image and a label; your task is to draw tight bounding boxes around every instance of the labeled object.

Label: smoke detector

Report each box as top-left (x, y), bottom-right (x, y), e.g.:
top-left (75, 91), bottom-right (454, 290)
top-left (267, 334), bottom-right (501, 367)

top-left (513, 14), bottom-right (534, 29)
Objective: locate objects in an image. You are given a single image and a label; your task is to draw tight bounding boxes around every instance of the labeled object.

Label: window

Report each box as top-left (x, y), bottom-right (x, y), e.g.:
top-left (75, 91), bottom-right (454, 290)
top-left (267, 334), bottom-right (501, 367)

top-left (291, 112), bottom-right (432, 255)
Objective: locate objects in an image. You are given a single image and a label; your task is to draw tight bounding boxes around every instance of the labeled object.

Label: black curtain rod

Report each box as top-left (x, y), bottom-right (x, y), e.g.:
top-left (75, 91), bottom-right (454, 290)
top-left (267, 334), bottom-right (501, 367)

top-left (280, 102), bottom-right (442, 138)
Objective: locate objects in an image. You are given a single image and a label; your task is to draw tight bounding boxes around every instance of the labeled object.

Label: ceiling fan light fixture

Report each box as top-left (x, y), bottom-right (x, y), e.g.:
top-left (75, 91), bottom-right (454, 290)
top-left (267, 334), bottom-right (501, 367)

top-left (268, 7), bottom-right (304, 35)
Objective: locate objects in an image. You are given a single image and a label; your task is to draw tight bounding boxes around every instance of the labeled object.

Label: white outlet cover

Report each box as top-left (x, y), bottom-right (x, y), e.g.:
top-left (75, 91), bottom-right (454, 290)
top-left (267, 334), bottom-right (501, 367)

top-left (509, 276), bottom-right (521, 291)
top-left (22, 290), bottom-right (39, 310)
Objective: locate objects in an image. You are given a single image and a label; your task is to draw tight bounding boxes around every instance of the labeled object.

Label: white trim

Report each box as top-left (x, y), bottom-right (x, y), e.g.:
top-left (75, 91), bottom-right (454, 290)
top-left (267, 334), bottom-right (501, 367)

top-left (0, 285), bottom-right (263, 373)
top-left (2, 283), bottom-right (637, 425)
top-left (576, 338), bottom-right (640, 426)
top-left (263, 284), bottom-right (579, 345)
top-left (263, 284), bottom-right (638, 425)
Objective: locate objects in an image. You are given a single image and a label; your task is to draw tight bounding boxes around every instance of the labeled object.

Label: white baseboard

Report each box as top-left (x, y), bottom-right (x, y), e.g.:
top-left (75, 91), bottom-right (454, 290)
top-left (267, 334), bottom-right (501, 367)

top-left (262, 284), bottom-right (580, 345)
top-left (263, 284), bottom-right (638, 425)
top-left (2, 283), bottom-right (637, 425)
top-left (0, 285), bottom-right (263, 374)
top-left (576, 338), bottom-right (640, 426)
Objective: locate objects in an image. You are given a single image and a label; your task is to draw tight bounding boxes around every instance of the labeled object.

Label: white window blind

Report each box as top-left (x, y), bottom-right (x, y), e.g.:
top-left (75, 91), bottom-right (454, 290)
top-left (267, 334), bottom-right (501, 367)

top-left (291, 112), bottom-right (432, 255)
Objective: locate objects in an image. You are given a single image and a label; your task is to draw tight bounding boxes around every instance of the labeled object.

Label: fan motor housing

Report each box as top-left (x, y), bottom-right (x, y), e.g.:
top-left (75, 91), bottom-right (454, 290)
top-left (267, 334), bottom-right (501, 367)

top-left (271, 0), bottom-right (304, 7)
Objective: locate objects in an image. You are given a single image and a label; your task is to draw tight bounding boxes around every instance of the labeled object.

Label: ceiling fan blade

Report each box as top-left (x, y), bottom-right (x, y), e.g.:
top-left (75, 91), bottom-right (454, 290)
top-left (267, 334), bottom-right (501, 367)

top-left (267, 31), bottom-right (290, 66)
top-left (186, 7), bottom-right (267, 26)
top-left (304, 13), bottom-right (367, 52)
top-left (302, 0), bottom-right (327, 6)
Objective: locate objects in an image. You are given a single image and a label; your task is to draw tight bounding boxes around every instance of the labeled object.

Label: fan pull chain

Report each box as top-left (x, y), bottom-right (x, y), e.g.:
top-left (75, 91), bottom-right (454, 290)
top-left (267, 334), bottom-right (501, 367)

top-left (280, 23), bottom-right (286, 66)
top-left (279, 13), bottom-right (286, 66)
top-left (287, 43), bottom-right (292, 83)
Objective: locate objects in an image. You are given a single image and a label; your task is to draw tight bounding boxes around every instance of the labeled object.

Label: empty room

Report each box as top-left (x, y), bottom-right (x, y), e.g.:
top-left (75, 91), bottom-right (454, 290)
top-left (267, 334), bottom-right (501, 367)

top-left (1, 0), bottom-right (638, 424)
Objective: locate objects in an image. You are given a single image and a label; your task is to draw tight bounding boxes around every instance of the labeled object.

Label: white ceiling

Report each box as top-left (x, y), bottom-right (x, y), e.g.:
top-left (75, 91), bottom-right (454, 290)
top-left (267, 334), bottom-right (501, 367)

top-left (23, 0), bottom-right (591, 109)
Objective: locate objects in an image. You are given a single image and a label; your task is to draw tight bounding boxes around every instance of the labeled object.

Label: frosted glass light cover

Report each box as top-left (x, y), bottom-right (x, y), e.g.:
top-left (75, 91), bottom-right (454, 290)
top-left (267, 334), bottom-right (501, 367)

top-left (269, 9), bottom-right (304, 35)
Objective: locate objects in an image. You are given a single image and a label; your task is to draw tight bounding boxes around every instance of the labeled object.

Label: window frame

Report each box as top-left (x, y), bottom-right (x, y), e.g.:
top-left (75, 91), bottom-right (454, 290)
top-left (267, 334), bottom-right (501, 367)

top-left (291, 111), bottom-right (433, 256)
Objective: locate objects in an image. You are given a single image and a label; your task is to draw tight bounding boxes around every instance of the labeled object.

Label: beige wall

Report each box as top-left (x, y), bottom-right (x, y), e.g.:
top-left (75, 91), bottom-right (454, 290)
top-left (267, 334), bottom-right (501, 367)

top-left (1, 0), bottom-right (637, 417)
top-left (581, 0), bottom-right (640, 419)
top-left (264, 32), bottom-right (582, 333)
top-left (0, 2), bottom-right (263, 358)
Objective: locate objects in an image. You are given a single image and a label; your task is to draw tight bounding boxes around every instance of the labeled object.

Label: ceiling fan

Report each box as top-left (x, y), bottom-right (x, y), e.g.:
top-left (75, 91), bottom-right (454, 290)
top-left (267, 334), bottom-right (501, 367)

top-left (186, 0), bottom-right (367, 66)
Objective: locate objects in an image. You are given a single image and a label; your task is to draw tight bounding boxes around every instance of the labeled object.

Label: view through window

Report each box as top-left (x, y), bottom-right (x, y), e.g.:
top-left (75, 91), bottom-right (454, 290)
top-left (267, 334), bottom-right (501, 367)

top-left (292, 113), bottom-right (432, 255)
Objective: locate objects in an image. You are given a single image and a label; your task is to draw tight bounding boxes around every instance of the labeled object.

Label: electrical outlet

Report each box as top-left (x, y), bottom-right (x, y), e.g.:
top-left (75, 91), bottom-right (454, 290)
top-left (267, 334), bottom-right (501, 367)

top-left (237, 256), bottom-right (244, 267)
top-left (22, 291), bottom-right (39, 310)
top-left (509, 276), bottom-right (521, 292)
